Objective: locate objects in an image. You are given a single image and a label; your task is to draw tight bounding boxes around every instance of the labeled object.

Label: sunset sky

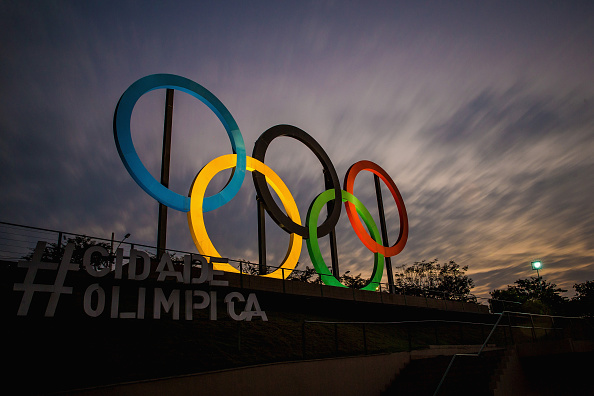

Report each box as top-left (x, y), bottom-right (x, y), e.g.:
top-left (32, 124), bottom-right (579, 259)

top-left (1, 1), bottom-right (593, 299)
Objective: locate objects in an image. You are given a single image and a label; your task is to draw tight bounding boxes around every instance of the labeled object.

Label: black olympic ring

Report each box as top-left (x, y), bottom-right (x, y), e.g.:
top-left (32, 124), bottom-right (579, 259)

top-left (252, 124), bottom-right (342, 239)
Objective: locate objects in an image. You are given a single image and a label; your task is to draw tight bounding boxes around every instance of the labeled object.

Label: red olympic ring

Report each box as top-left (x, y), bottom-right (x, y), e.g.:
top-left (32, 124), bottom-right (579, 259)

top-left (343, 160), bottom-right (408, 257)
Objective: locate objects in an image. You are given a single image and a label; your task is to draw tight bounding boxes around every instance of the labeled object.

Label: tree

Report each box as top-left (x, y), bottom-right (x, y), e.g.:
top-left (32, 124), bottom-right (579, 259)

top-left (287, 265), bottom-right (321, 283)
top-left (339, 272), bottom-right (367, 289)
top-left (23, 235), bottom-right (112, 270)
top-left (490, 277), bottom-right (568, 314)
top-left (236, 259), bottom-right (260, 276)
top-left (236, 261), bottom-right (324, 282)
top-left (393, 259), bottom-right (476, 302)
top-left (570, 280), bottom-right (594, 317)
top-left (287, 266), bottom-right (370, 288)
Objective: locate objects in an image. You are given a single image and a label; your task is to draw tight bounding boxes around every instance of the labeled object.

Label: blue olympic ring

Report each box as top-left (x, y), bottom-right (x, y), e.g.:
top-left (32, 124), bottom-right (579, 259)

top-left (113, 74), bottom-right (247, 212)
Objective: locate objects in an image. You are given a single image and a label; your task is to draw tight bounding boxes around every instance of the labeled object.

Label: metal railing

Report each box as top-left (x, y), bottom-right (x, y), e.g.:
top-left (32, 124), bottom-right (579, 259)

top-left (433, 310), bottom-right (594, 395)
top-left (302, 319), bottom-right (498, 358)
top-left (0, 221), bottom-right (516, 311)
top-left (300, 312), bottom-right (592, 362)
top-left (4, 221), bottom-right (592, 381)
top-left (0, 220), bottom-right (221, 265)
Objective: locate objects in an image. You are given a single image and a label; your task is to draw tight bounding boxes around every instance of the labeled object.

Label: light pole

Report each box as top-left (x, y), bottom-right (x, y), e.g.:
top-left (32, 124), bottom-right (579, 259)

top-left (116, 233), bottom-right (131, 251)
top-left (110, 232), bottom-right (131, 255)
top-left (531, 260), bottom-right (543, 292)
top-left (108, 233), bottom-right (130, 270)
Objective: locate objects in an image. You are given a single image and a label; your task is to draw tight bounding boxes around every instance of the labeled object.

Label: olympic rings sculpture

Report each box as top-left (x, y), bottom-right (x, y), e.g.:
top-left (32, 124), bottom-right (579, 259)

top-left (114, 74), bottom-right (408, 290)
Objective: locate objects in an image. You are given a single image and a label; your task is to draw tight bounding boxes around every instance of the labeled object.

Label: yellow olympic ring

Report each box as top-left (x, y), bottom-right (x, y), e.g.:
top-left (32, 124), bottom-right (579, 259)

top-left (187, 154), bottom-right (302, 279)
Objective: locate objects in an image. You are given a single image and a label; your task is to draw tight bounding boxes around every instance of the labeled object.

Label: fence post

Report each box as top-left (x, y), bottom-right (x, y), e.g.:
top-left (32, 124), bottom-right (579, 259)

top-left (407, 323), bottom-right (412, 351)
top-left (506, 312), bottom-right (515, 344)
top-left (302, 321), bottom-right (306, 358)
top-left (529, 314), bottom-right (537, 342)
top-left (550, 316), bottom-right (560, 340)
top-left (434, 322), bottom-right (439, 344)
top-left (362, 323), bottom-right (368, 354)
top-left (335, 323), bottom-right (339, 355)
top-left (240, 261), bottom-right (244, 289)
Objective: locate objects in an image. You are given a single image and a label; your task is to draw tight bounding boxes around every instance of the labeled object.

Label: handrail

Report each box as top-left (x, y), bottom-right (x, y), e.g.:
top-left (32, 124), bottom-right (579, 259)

top-left (305, 319), bottom-right (496, 326)
top-left (304, 316), bottom-right (573, 331)
top-left (300, 312), bottom-right (585, 368)
top-left (432, 312), bottom-right (505, 396)
top-left (0, 222), bottom-right (585, 318)
top-left (0, 221), bottom-right (506, 306)
top-left (432, 310), bottom-right (589, 396)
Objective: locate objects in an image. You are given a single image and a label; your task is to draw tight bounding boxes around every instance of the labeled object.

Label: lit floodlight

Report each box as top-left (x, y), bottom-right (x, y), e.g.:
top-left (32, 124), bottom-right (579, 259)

top-left (531, 260), bottom-right (543, 291)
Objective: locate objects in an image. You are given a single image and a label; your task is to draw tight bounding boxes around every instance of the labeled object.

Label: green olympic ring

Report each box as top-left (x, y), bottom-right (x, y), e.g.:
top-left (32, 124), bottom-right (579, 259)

top-left (306, 189), bottom-right (384, 291)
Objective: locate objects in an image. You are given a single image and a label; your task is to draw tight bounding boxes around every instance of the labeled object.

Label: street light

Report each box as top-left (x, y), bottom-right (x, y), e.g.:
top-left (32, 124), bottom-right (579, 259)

top-left (531, 260), bottom-right (543, 292)
top-left (107, 233), bottom-right (131, 268)
top-left (116, 233), bottom-right (131, 251)
top-left (531, 260), bottom-right (542, 275)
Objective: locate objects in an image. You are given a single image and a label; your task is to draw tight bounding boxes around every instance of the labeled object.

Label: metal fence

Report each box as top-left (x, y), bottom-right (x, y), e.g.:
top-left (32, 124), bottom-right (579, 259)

top-left (4, 221), bottom-right (593, 383)
top-left (0, 220), bottom-right (212, 265)
top-left (431, 310), bottom-right (594, 395)
top-left (0, 221), bottom-right (526, 311)
top-left (301, 311), bottom-right (593, 360)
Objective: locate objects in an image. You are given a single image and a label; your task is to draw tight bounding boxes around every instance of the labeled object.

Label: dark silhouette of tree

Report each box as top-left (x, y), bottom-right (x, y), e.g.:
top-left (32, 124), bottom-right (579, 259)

top-left (393, 259), bottom-right (476, 302)
top-left (236, 259), bottom-right (260, 275)
top-left (286, 266), bottom-right (369, 288)
top-left (339, 272), bottom-right (367, 288)
top-left (287, 265), bottom-right (321, 283)
top-left (570, 280), bottom-right (594, 317)
top-left (490, 277), bottom-right (568, 314)
top-left (23, 236), bottom-right (111, 269)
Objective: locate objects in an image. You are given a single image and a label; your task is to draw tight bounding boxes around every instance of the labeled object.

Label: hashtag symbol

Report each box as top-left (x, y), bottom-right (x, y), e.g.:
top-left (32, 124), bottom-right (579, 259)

top-left (13, 241), bottom-right (80, 317)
